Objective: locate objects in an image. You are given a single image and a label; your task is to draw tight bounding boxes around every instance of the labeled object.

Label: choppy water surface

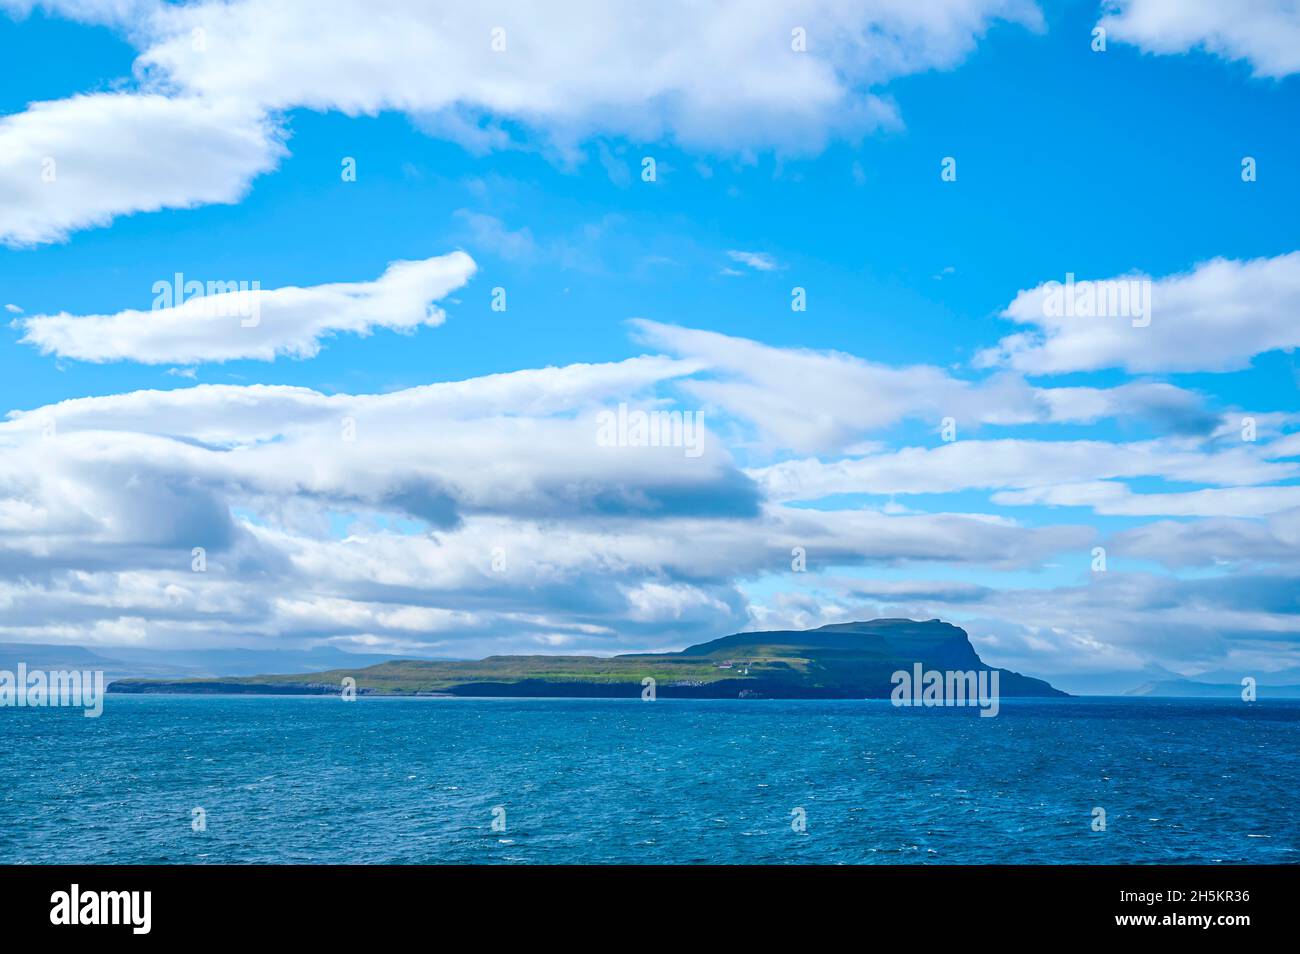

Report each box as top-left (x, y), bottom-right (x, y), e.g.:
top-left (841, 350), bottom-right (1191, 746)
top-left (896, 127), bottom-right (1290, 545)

top-left (1, 695), bottom-right (1296, 863)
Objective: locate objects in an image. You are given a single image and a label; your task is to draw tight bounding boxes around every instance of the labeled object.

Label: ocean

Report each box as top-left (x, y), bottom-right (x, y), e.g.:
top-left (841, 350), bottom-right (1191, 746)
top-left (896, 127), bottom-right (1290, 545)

top-left (2, 695), bottom-right (1296, 864)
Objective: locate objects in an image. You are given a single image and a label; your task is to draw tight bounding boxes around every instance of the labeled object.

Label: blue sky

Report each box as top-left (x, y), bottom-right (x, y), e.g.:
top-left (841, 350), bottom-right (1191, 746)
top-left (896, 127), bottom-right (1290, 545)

top-left (1, 0), bottom-right (1299, 681)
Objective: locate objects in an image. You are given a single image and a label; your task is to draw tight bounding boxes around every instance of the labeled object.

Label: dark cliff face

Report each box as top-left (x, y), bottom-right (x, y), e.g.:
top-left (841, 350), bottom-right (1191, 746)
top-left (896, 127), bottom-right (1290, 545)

top-left (656, 618), bottom-right (1062, 698)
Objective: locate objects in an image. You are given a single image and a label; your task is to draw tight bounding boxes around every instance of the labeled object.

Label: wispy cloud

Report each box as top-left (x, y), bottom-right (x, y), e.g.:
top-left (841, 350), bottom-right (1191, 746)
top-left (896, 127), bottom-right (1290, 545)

top-left (725, 250), bottom-right (781, 272)
top-left (18, 252), bottom-right (477, 364)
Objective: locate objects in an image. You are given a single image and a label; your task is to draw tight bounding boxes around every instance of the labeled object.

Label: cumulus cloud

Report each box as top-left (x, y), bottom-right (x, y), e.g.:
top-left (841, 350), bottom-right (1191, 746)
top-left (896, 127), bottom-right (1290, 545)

top-left (1, 315), bottom-right (1296, 670)
top-left (1099, 0), bottom-right (1300, 78)
top-left (0, 355), bottom-right (752, 560)
top-left (17, 251), bottom-right (476, 363)
top-left (977, 252), bottom-right (1300, 374)
top-left (0, 94), bottom-right (285, 246)
top-left (133, 0), bottom-right (1041, 150)
top-left (4, 2), bottom-right (1297, 677)
top-left (1, 0), bottom-right (1041, 243)
top-left (0, 344), bottom-right (1104, 654)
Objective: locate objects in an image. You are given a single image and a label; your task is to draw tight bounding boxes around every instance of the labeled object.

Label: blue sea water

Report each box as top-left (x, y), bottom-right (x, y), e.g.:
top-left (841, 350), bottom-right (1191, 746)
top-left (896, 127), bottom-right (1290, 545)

top-left (1, 695), bottom-right (1296, 864)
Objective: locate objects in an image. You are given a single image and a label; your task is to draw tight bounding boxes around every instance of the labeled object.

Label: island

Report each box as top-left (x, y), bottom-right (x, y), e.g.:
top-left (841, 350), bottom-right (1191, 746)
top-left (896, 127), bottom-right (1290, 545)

top-left (108, 618), bottom-right (1067, 699)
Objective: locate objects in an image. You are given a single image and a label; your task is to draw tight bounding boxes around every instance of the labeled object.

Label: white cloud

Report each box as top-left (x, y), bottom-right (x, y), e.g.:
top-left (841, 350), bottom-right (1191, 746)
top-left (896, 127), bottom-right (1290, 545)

top-left (0, 355), bottom-right (752, 544)
top-left (1111, 510), bottom-right (1300, 568)
top-left (726, 250), bottom-right (780, 272)
top-left (0, 1), bottom-right (156, 28)
top-left (1, 0), bottom-right (1041, 243)
top-left (1099, 0), bottom-right (1300, 78)
top-left (17, 251), bottom-right (477, 363)
top-left (633, 320), bottom-right (1218, 452)
top-left (0, 93), bottom-right (285, 246)
top-left (2, 317), bottom-right (1294, 670)
top-left (797, 569), bottom-right (1300, 677)
top-left (1036, 381), bottom-right (1217, 433)
top-left (6, 354), bottom-right (699, 440)
top-left (978, 253), bottom-right (1300, 374)
top-left (135, 0), bottom-right (1040, 150)
top-left (0, 350), bottom-right (1098, 654)
top-left (993, 481), bottom-right (1300, 518)
top-left (753, 436), bottom-right (1298, 501)
top-left (621, 581), bottom-right (733, 623)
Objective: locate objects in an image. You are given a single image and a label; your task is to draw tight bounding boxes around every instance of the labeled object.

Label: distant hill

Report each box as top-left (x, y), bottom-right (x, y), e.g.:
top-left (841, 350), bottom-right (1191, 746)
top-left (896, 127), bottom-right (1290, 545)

top-left (1124, 679), bottom-right (1300, 699)
top-left (109, 618), bottom-right (1066, 699)
top-left (0, 643), bottom-right (121, 670)
top-left (1037, 664), bottom-right (1183, 696)
top-left (1184, 666), bottom-right (1300, 687)
top-left (103, 646), bottom-right (441, 677)
top-left (0, 643), bottom-right (434, 681)
top-left (1034, 663), bottom-right (1300, 697)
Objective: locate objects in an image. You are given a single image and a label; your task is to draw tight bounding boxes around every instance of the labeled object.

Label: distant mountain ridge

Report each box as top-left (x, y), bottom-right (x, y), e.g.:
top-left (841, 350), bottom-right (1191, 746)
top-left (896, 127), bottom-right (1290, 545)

top-left (1125, 678), bottom-right (1300, 699)
top-left (0, 643), bottom-right (435, 681)
top-left (109, 618), bottom-right (1067, 699)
